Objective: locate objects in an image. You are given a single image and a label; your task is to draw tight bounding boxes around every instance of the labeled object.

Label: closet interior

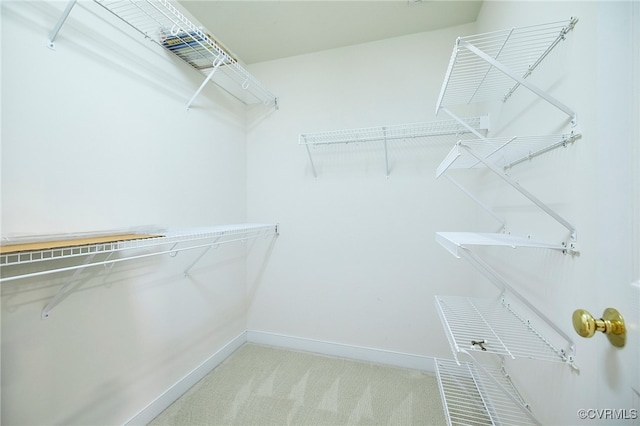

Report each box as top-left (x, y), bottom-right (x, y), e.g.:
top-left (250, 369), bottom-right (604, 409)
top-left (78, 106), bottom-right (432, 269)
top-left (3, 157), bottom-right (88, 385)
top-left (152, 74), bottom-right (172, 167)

top-left (3, 1), bottom-right (638, 425)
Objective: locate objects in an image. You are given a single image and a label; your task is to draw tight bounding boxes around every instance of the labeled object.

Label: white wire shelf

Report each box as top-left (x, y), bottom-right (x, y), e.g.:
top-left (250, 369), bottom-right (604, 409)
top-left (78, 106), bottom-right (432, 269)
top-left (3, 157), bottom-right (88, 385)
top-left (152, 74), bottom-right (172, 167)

top-left (435, 358), bottom-right (539, 425)
top-left (436, 133), bottom-right (581, 177)
top-left (435, 133), bottom-right (579, 240)
top-left (0, 223), bottom-right (278, 281)
top-left (1, 223), bottom-right (279, 319)
top-left (435, 17), bottom-right (578, 124)
top-left (435, 232), bottom-right (568, 259)
top-left (435, 295), bottom-right (572, 366)
top-left (49, 0), bottom-right (278, 108)
top-left (299, 116), bottom-right (489, 178)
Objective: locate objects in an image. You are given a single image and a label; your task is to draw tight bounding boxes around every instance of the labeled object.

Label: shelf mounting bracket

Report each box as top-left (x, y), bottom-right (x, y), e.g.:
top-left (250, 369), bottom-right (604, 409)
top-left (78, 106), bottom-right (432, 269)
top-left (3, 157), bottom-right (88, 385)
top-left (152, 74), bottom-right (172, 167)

top-left (186, 55), bottom-right (225, 110)
top-left (42, 252), bottom-right (97, 319)
top-left (47, 0), bottom-right (78, 50)
top-left (183, 236), bottom-right (221, 276)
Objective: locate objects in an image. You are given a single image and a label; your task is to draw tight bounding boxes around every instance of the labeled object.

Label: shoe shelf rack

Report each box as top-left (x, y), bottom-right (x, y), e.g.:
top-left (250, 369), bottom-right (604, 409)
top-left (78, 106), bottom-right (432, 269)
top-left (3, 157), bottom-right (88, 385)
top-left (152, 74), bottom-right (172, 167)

top-left (432, 17), bottom-right (580, 426)
top-left (433, 233), bottom-right (577, 367)
top-left (435, 17), bottom-right (578, 127)
top-left (1, 223), bottom-right (279, 319)
top-left (299, 116), bottom-right (489, 178)
top-left (435, 232), bottom-right (576, 258)
top-left (435, 295), bottom-right (573, 365)
top-left (435, 358), bottom-right (539, 425)
top-left (48, 0), bottom-right (278, 109)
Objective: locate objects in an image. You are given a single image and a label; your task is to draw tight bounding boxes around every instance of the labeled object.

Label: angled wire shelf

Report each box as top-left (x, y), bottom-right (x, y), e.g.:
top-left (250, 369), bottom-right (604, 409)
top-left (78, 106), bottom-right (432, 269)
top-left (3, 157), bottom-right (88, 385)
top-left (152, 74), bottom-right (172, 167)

top-left (435, 17), bottom-right (578, 124)
top-left (435, 232), bottom-right (569, 259)
top-left (435, 133), bottom-right (579, 240)
top-left (299, 116), bottom-right (489, 178)
top-left (49, 0), bottom-right (278, 108)
top-left (435, 295), bottom-right (572, 366)
top-left (435, 358), bottom-right (539, 425)
top-left (436, 133), bottom-right (581, 177)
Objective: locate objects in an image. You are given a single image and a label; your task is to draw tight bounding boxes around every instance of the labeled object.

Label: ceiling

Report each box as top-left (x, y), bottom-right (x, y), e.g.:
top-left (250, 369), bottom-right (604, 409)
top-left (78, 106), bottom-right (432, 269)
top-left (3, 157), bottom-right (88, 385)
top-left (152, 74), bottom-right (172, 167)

top-left (178, 1), bottom-right (484, 64)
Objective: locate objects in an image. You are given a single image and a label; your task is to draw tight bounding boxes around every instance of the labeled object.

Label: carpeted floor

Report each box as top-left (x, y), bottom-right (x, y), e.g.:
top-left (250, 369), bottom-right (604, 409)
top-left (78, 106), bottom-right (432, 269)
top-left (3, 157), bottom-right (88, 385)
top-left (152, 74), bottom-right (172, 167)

top-left (149, 343), bottom-right (447, 425)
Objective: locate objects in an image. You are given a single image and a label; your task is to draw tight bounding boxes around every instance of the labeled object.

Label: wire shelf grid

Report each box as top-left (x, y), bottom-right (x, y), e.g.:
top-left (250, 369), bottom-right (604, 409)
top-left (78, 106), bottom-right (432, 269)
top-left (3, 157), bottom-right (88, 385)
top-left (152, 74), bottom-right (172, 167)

top-left (93, 0), bottom-right (277, 106)
top-left (299, 117), bottom-right (488, 146)
top-left (436, 18), bottom-right (578, 110)
top-left (435, 295), bottom-right (569, 365)
top-left (435, 358), bottom-right (539, 425)
top-left (436, 133), bottom-right (580, 177)
top-left (435, 232), bottom-right (567, 259)
top-left (0, 224), bottom-right (278, 282)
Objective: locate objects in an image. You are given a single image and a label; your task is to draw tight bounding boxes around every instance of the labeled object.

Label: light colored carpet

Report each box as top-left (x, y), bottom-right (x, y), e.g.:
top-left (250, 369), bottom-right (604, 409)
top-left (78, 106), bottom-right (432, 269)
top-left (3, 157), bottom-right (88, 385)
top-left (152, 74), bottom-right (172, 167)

top-left (149, 343), bottom-right (447, 426)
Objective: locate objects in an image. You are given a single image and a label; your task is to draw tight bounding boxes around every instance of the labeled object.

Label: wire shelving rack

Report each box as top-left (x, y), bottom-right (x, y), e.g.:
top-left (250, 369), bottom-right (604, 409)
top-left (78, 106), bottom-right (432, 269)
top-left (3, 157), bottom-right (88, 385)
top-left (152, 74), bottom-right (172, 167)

top-left (299, 116), bottom-right (489, 178)
top-left (435, 358), bottom-right (540, 425)
top-left (435, 295), bottom-right (572, 366)
top-left (1, 224), bottom-right (279, 318)
top-left (435, 18), bottom-right (578, 126)
top-left (48, 0), bottom-right (278, 109)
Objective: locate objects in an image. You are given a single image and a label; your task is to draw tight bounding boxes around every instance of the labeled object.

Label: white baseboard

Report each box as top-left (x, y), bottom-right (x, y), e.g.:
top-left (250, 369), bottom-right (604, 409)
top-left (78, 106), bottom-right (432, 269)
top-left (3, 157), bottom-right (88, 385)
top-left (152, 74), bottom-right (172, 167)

top-left (125, 330), bottom-right (434, 425)
top-left (246, 330), bottom-right (435, 373)
top-left (124, 331), bottom-right (247, 426)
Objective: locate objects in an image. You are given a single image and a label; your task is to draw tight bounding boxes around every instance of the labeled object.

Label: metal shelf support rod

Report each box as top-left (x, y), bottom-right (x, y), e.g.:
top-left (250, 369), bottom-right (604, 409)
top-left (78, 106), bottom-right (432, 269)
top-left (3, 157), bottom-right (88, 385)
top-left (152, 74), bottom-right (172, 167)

top-left (47, 0), bottom-right (77, 49)
top-left (41, 253), bottom-right (96, 319)
top-left (183, 236), bottom-right (221, 276)
top-left (186, 55), bottom-right (225, 110)
top-left (444, 174), bottom-right (507, 228)
top-left (460, 143), bottom-right (577, 241)
top-left (505, 133), bottom-right (581, 170)
top-left (303, 137), bottom-right (319, 179)
top-left (442, 108), bottom-right (488, 140)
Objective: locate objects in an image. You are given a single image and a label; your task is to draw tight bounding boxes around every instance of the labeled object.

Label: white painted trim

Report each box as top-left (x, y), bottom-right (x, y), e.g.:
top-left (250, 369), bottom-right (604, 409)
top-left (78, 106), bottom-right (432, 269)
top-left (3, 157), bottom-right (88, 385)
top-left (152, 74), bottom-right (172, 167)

top-left (124, 331), bottom-right (247, 426)
top-left (124, 330), bottom-right (436, 425)
top-left (246, 329), bottom-right (436, 373)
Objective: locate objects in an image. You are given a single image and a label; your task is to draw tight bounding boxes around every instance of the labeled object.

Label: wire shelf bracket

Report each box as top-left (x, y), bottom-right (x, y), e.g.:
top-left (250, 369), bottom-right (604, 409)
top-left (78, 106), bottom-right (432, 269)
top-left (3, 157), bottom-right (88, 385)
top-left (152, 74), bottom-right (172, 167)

top-left (1, 224), bottom-right (279, 319)
top-left (299, 116), bottom-right (490, 178)
top-left (435, 18), bottom-right (579, 127)
top-left (435, 357), bottom-right (540, 425)
top-left (47, 0), bottom-right (278, 109)
top-left (436, 133), bottom-right (580, 241)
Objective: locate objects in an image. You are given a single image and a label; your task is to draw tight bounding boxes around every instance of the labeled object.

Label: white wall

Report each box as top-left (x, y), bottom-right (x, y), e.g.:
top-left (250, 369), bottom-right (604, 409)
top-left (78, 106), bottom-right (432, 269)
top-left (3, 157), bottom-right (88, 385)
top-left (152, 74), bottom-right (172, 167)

top-left (245, 24), bottom-right (483, 360)
top-left (1, 1), bottom-right (254, 424)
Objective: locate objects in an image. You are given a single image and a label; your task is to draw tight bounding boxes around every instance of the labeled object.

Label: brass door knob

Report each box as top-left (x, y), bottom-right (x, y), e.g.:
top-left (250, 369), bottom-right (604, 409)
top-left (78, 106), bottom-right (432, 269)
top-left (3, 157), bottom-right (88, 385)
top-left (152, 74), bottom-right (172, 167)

top-left (572, 308), bottom-right (626, 348)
